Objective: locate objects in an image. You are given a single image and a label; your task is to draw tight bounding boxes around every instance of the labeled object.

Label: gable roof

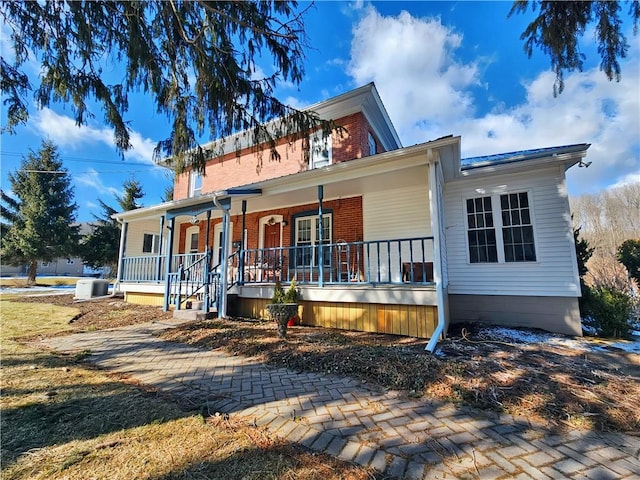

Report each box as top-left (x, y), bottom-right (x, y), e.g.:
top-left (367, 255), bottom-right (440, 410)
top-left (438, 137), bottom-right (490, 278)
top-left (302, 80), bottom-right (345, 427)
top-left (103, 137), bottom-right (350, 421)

top-left (156, 83), bottom-right (402, 168)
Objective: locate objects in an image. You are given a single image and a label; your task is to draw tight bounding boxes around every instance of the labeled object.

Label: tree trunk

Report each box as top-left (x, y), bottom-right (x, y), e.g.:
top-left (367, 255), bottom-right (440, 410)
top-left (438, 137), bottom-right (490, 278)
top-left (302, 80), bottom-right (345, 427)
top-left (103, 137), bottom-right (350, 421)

top-left (27, 260), bottom-right (37, 285)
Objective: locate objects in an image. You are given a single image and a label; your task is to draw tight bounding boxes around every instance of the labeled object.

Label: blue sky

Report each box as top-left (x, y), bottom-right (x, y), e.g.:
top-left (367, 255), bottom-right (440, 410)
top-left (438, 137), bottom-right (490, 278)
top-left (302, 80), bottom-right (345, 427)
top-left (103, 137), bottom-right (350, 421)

top-left (2, 1), bottom-right (639, 223)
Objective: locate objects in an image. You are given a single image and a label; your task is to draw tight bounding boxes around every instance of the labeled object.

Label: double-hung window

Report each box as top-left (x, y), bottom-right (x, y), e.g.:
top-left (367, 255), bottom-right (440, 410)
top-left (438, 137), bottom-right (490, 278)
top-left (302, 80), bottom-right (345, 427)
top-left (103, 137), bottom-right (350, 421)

top-left (143, 233), bottom-right (160, 254)
top-left (501, 192), bottom-right (536, 262)
top-left (467, 196), bottom-right (497, 263)
top-left (466, 191), bottom-right (536, 263)
top-left (309, 130), bottom-right (332, 169)
top-left (295, 214), bottom-right (332, 267)
top-left (189, 171), bottom-right (202, 197)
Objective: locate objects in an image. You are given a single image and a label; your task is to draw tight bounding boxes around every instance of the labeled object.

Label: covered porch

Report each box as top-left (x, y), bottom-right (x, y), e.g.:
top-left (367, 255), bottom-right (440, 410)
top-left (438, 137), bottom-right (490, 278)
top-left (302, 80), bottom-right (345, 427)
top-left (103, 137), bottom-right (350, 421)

top-left (114, 141), bottom-right (451, 342)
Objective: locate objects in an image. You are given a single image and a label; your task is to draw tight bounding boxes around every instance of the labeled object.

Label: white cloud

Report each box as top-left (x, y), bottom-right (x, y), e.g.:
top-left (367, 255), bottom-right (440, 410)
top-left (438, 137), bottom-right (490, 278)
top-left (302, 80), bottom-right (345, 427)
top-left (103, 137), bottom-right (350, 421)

top-left (348, 7), bottom-right (480, 135)
top-left (76, 168), bottom-right (120, 198)
top-left (31, 108), bottom-right (156, 164)
top-left (347, 7), bottom-right (640, 196)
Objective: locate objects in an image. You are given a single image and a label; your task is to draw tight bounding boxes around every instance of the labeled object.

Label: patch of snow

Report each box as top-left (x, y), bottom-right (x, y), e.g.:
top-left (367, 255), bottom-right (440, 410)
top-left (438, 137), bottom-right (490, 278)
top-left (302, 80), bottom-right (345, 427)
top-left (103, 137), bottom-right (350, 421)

top-left (592, 340), bottom-right (640, 354)
top-left (476, 325), bottom-right (640, 355)
top-left (0, 286), bottom-right (73, 295)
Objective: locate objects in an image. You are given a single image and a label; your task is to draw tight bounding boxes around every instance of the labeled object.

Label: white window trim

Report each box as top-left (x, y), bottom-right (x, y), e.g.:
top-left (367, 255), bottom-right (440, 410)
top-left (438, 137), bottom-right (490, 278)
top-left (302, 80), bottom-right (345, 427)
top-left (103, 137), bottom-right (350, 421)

top-left (368, 132), bottom-right (376, 156)
top-left (309, 130), bottom-right (332, 169)
top-left (189, 171), bottom-right (203, 197)
top-left (464, 190), bottom-right (538, 265)
top-left (185, 226), bottom-right (200, 254)
top-left (142, 233), bottom-right (161, 254)
top-left (294, 213), bottom-right (333, 266)
top-left (212, 221), bottom-right (234, 265)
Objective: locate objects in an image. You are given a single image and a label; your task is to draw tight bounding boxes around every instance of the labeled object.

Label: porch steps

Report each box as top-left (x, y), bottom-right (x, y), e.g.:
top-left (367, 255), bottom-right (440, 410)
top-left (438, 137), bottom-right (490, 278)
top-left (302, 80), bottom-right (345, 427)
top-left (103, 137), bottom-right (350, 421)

top-left (172, 308), bottom-right (217, 322)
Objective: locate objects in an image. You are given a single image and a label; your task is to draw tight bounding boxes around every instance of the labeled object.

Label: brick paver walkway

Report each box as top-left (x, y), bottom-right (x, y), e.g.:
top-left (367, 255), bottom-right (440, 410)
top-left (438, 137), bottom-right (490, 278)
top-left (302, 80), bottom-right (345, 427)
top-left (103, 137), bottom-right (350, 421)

top-left (39, 320), bottom-right (640, 479)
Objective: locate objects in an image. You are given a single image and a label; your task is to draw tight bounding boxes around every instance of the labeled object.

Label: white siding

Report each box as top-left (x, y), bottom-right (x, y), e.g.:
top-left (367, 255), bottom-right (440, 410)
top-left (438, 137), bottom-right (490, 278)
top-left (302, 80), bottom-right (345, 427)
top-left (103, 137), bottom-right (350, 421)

top-left (363, 172), bottom-right (432, 282)
top-left (444, 166), bottom-right (579, 297)
top-left (125, 218), bottom-right (167, 256)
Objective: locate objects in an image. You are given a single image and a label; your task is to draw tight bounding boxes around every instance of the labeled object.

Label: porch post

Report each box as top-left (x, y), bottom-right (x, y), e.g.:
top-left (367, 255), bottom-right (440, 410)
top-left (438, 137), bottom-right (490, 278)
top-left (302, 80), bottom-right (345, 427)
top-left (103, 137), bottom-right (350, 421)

top-left (218, 208), bottom-right (231, 317)
top-left (116, 220), bottom-right (128, 283)
top-left (156, 215), bottom-right (165, 282)
top-left (318, 185), bottom-right (324, 287)
top-left (203, 210), bottom-right (212, 312)
top-left (163, 217), bottom-right (175, 312)
top-left (239, 200), bottom-right (247, 286)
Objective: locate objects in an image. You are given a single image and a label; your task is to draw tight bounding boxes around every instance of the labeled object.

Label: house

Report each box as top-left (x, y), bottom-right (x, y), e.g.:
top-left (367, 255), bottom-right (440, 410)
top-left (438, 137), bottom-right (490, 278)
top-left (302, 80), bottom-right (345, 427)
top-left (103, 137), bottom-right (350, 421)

top-left (113, 83), bottom-right (589, 344)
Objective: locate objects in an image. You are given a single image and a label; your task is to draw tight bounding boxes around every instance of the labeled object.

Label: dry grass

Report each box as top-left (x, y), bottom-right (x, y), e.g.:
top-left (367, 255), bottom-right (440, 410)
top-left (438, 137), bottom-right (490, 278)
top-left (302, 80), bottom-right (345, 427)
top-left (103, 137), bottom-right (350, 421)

top-left (0, 297), bottom-right (379, 480)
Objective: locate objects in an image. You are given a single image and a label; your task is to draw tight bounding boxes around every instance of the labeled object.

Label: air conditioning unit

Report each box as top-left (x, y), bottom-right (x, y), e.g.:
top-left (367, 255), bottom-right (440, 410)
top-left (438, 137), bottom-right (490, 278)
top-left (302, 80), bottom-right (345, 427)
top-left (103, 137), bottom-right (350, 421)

top-left (75, 279), bottom-right (110, 300)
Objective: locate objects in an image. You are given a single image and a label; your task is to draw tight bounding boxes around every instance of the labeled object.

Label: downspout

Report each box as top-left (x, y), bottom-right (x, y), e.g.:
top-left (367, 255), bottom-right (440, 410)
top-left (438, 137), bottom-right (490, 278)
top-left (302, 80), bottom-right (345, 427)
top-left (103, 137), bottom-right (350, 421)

top-left (425, 155), bottom-right (446, 353)
top-left (213, 194), bottom-right (230, 318)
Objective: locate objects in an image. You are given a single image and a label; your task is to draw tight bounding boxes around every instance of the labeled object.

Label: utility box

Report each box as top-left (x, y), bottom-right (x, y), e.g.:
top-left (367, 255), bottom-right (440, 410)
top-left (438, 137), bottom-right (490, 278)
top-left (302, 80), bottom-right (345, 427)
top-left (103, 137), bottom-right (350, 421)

top-left (75, 279), bottom-right (110, 300)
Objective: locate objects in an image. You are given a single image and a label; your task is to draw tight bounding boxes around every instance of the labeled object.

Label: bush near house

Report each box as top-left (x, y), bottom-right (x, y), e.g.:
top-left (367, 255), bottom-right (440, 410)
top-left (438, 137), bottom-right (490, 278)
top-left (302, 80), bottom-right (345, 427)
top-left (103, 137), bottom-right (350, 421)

top-left (581, 286), bottom-right (633, 338)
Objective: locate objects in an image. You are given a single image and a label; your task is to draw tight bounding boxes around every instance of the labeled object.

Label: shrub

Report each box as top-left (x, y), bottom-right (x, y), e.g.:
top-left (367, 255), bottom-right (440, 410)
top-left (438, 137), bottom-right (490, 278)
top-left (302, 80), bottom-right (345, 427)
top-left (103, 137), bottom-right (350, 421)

top-left (582, 286), bottom-right (632, 338)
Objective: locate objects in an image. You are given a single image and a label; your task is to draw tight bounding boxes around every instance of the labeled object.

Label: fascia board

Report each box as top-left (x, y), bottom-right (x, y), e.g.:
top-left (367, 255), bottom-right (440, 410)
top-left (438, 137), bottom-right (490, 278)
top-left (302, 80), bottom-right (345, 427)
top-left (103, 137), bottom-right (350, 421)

top-left (452, 150), bottom-right (589, 182)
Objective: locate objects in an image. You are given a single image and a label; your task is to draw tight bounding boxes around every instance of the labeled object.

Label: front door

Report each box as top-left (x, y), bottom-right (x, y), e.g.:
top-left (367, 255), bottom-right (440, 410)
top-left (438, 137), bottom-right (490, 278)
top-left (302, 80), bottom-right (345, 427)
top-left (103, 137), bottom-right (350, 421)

top-left (263, 222), bottom-right (282, 275)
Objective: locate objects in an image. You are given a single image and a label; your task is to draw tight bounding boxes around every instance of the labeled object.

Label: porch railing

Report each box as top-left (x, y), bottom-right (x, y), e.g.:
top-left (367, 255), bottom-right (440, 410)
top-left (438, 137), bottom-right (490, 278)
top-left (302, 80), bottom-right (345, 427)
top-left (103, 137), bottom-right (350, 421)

top-left (231, 236), bottom-right (435, 286)
top-left (120, 236), bottom-right (435, 288)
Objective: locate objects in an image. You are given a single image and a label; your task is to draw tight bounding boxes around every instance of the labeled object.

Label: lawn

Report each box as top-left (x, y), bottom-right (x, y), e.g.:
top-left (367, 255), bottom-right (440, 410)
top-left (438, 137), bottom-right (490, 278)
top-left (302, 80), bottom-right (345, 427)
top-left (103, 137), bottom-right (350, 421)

top-left (0, 295), bottom-right (378, 480)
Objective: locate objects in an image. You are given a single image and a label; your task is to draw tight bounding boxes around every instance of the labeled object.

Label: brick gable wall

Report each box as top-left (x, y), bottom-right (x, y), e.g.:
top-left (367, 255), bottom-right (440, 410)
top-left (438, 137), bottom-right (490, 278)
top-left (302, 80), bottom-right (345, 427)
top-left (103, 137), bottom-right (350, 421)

top-left (173, 112), bottom-right (382, 200)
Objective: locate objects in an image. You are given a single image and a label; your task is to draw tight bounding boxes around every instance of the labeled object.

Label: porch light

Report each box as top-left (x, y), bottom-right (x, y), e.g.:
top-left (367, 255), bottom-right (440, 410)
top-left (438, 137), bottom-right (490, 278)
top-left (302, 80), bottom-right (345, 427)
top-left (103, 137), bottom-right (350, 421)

top-left (190, 215), bottom-right (200, 225)
top-left (267, 216), bottom-right (276, 226)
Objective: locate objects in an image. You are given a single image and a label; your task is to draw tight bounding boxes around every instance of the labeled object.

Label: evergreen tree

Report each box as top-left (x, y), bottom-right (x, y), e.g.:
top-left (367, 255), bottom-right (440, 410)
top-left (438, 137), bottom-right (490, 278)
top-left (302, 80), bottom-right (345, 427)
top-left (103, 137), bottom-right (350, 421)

top-left (81, 179), bottom-right (144, 275)
top-left (1, 1), bottom-right (339, 173)
top-left (510, 1), bottom-right (640, 95)
top-left (0, 140), bottom-right (79, 284)
top-left (617, 239), bottom-right (640, 286)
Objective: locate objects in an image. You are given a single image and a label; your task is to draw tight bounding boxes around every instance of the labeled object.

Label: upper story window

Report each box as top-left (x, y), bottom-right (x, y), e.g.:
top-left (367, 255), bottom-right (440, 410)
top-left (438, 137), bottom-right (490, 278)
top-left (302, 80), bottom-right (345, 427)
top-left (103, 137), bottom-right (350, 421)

top-left (466, 191), bottom-right (536, 264)
top-left (368, 132), bottom-right (376, 156)
top-left (189, 171), bottom-right (202, 197)
top-left (309, 130), bottom-right (332, 169)
top-left (143, 233), bottom-right (160, 254)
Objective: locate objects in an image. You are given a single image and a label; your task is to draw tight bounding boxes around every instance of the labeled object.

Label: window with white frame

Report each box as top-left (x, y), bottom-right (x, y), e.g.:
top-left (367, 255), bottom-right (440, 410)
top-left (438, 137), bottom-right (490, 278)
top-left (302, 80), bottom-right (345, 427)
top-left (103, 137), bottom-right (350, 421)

top-left (466, 196), bottom-right (497, 263)
top-left (501, 192), bottom-right (536, 262)
top-left (309, 130), bottom-right (332, 169)
top-left (295, 214), bottom-right (332, 266)
top-left (66, 258), bottom-right (74, 264)
top-left (189, 232), bottom-right (199, 254)
top-left (466, 191), bottom-right (536, 263)
top-left (368, 132), bottom-right (376, 156)
top-left (142, 233), bottom-right (160, 254)
top-left (189, 171), bottom-right (202, 197)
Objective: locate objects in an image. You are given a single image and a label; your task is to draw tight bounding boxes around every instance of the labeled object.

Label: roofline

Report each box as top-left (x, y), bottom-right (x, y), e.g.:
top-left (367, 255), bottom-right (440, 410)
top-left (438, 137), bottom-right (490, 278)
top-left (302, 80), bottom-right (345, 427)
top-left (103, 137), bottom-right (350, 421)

top-left (156, 83), bottom-right (402, 168)
top-left (114, 135), bottom-right (460, 221)
top-left (461, 144), bottom-right (591, 171)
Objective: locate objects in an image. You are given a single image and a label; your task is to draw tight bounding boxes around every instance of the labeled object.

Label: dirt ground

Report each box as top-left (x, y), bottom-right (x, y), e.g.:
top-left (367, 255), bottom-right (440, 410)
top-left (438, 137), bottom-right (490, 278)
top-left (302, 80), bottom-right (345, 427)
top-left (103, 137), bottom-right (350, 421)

top-left (13, 293), bottom-right (640, 434)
